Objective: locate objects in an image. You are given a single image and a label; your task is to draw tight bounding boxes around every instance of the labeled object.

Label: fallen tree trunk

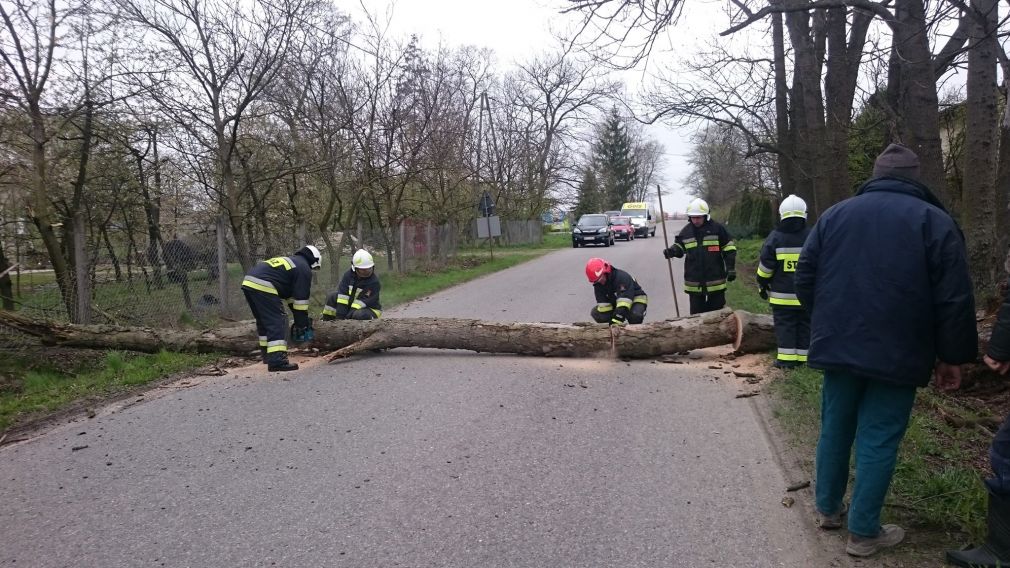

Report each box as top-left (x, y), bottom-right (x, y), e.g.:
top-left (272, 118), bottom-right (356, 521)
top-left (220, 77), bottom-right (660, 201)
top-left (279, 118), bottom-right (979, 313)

top-left (0, 308), bottom-right (776, 359)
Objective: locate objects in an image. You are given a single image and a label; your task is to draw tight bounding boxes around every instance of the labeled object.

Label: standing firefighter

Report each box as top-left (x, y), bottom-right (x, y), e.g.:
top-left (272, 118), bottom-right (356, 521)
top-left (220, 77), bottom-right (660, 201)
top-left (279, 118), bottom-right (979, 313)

top-left (322, 249), bottom-right (382, 321)
top-left (241, 245), bottom-right (321, 372)
top-left (662, 198), bottom-right (737, 314)
top-left (586, 258), bottom-right (648, 325)
top-left (757, 194), bottom-right (812, 368)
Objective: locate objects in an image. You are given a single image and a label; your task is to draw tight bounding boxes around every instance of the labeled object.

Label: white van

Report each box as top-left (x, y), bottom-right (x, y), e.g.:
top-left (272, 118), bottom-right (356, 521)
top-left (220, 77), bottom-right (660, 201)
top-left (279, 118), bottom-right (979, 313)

top-left (620, 202), bottom-right (657, 238)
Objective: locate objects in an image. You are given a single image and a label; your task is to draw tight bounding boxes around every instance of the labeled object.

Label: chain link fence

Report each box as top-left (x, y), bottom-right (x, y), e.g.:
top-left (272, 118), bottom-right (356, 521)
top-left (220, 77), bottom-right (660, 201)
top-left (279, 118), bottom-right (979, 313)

top-left (0, 217), bottom-right (545, 343)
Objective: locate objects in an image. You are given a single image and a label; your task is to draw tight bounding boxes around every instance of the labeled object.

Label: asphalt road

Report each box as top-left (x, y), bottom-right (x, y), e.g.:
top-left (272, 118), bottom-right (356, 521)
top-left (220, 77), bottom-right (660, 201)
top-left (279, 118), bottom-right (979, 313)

top-left (1, 223), bottom-right (832, 567)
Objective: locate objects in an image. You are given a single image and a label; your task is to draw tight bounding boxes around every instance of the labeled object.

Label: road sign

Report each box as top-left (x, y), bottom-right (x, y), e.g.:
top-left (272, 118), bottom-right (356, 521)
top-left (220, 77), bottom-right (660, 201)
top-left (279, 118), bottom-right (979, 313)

top-left (475, 215), bottom-right (501, 238)
top-left (478, 191), bottom-right (495, 217)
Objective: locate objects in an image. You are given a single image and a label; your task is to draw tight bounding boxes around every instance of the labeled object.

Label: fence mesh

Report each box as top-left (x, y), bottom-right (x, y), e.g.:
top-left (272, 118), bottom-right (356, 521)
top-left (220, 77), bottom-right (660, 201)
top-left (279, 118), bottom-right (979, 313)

top-left (0, 218), bottom-right (545, 340)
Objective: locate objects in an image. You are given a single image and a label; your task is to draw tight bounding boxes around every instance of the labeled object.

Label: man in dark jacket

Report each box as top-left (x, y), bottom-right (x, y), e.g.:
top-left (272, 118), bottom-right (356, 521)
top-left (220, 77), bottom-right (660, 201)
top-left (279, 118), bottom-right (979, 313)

top-left (757, 194), bottom-right (812, 368)
top-left (322, 249), bottom-right (382, 321)
top-left (241, 244), bottom-right (322, 372)
top-left (585, 257), bottom-right (648, 325)
top-left (662, 198), bottom-right (737, 314)
top-left (794, 143), bottom-right (977, 557)
top-left (946, 291), bottom-right (1010, 567)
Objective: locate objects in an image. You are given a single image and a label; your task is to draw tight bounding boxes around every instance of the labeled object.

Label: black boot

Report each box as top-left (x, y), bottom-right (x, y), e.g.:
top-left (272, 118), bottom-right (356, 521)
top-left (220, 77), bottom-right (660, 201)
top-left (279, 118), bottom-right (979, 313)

top-left (266, 352), bottom-right (299, 372)
top-left (260, 347), bottom-right (268, 363)
top-left (947, 491), bottom-right (1010, 567)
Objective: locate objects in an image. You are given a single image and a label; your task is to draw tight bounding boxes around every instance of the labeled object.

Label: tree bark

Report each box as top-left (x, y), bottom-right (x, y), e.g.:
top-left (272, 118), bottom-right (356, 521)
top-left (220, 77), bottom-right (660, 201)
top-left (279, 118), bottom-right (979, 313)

top-left (0, 309), bottom-right (776, 360)
top-left (962, 0), bottom-right (1000, 304)
top-left (0, 241), bottom-right (14, 311)
top-left (890, 0), bottom-right (947, 198)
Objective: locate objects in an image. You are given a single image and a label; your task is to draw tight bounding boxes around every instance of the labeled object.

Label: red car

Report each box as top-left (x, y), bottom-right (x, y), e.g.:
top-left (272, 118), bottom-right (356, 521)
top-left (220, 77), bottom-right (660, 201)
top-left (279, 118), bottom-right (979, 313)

top-left (610, 216), bottom-right (635, 241)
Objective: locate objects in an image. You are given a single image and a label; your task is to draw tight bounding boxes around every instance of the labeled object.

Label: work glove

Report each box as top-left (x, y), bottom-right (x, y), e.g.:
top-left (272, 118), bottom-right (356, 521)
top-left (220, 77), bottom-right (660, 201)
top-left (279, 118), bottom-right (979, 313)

top-left (610, 316), bottom-right (627, 327)
top-left (726, 270), bottom-right (736, 282)
top-left (758, 287), bottom-right (769, 300)
top-left (663, 247), bottom-right (683, 259)
top-left (320, 314), bottom-right (335, 322)
top-left (291, 320), bottom-right (315, 343)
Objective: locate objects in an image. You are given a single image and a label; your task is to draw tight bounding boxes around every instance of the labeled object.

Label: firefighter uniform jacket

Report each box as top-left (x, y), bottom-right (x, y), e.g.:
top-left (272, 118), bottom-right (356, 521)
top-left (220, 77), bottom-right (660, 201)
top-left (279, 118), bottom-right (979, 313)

top-left (756, 218), bottom-right (811, 308)
top-left (324, 268), bottom-right (382, 318)
top-left (241, 254), bottom-right (313, 328)
top-left (594, 267), bottom-right (647, 322)
top-left (669, 220), bottom-right (737, 294)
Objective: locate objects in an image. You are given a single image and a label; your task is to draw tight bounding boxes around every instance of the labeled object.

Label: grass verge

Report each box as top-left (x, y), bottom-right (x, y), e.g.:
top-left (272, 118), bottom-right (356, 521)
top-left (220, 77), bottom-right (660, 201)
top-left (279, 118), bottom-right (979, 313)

top-left (0, 349), bottom-right (217, 432)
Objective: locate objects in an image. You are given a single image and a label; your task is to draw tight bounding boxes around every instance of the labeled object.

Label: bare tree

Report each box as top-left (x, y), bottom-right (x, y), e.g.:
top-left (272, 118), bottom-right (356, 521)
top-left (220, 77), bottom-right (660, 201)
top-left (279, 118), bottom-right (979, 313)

top-left (510, 46), bottom-right (619, 218)
top-left (116, 0), bottom-right (317, 271)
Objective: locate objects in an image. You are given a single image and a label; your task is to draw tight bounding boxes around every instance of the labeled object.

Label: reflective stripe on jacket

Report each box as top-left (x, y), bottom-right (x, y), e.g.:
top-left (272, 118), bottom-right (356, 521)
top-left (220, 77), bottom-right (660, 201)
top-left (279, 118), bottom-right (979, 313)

top-left (242, 254), bottom-right (314, 327)
top-left (593, 266), bottom-right (647, 322)
top-left (669, 220), bottom-right (736, 294)
top-left (756, 218), bottom-right (810, 308)
top-left (325, 268), bottom-right (382, 317)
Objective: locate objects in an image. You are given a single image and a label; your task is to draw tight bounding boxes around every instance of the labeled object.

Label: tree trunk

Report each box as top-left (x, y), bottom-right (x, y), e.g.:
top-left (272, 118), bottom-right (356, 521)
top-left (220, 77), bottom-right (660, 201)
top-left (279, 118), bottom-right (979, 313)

top-left (0, 309), bottom-right (777, 359)
top-left (0, 241), bottom-right (14, 311)
top-left (772, 12), bottom-right (796, 200)
top-left (891, 0), bottom-right (947, 198)
top-left (962, 0), bottom-right (1000, 305)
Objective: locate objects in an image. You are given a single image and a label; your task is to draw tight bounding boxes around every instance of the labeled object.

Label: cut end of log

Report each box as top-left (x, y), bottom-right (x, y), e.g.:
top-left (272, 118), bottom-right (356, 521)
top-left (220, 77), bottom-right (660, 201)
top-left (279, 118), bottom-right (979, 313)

top-left (731, 311), bottom-right (744, 353)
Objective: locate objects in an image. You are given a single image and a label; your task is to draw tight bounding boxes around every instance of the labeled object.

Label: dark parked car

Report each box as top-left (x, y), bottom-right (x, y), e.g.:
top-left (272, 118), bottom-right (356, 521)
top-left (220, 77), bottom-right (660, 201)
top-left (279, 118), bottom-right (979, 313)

top-left (610, 216), bottom-right (635, 241)
top-left (572, 214), bottom-right (615, 247)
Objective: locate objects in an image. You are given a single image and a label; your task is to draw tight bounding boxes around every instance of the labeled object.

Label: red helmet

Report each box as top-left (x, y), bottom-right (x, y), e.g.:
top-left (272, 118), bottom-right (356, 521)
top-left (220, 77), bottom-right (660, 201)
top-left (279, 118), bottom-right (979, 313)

top-left (585, 258), bottom-right (611, 284)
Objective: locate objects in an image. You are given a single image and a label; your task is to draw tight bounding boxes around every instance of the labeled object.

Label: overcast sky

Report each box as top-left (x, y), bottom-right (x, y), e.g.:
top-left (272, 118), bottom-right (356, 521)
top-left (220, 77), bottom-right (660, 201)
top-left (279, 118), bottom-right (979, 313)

top-left (349, 0), bottom-right (735, 213)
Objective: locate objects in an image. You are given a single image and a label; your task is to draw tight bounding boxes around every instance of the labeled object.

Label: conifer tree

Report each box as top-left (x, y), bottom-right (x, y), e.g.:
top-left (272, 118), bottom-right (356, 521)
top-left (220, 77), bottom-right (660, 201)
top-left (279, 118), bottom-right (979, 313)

top-left (593, 107), bottom-right (639, 209)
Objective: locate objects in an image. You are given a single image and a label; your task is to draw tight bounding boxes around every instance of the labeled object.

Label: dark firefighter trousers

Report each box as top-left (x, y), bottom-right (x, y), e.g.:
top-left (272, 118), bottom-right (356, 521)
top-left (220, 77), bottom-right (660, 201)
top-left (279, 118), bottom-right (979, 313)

top-left (591, 301), bottom-right (647, 324)
top-left (688, 290), bottom-right (725, 315)
top-left (987, 414), bottom-right (1010, 497)
top-left (773, 306), bottom-right (810, 364)
top-left (242, 287), bottom-right (289, 360)
top-left (323, 291), bottom-right (379, 320)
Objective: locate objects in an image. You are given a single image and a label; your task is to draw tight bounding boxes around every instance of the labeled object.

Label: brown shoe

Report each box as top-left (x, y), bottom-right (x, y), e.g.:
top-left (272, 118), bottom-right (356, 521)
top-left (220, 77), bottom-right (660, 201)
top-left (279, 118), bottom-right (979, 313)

top-left (846, 525), bottom-right (905, 557)
top-left (816, 503), bottom-right (847, 530)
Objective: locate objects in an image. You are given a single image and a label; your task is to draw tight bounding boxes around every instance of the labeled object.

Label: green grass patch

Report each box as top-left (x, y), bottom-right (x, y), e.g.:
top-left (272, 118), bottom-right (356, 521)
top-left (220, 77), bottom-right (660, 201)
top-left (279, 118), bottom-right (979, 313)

top-left (0, 349), bottom-right (216, 432)
top-left (725, 237), bottom-right (771, 315)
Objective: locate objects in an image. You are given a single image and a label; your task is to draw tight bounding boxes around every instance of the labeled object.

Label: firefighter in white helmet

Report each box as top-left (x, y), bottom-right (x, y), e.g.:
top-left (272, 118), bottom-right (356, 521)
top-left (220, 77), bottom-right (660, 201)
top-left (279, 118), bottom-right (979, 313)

top-left (241, 244), bottom-right (321, 372)
top-left (663, 198), bottom-right (737, 314)
top-left (757, 194), bottom-right (812, 368)
top-left (322, 249), bottom-right (383, 321)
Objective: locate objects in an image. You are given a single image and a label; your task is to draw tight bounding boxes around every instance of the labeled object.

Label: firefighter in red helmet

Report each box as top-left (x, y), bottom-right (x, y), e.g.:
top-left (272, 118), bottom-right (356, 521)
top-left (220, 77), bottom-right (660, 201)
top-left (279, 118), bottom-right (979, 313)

top-left (586, 257), bottom-right (648, 325)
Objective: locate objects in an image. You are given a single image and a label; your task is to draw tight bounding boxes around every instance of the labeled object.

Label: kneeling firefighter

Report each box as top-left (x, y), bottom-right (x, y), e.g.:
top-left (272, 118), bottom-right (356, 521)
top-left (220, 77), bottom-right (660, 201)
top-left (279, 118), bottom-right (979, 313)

top-left (241, 245), bottom-right (321, 372)
top-left (586, 257), bottom-right (648, 325)
top-left (322, 249), bottom-right (382, 321)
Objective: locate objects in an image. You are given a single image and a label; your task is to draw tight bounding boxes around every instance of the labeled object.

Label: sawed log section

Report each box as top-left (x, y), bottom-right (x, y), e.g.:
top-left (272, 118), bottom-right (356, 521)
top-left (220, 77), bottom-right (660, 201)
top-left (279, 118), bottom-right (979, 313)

top-left (0, 308), bottom-right (775, 360)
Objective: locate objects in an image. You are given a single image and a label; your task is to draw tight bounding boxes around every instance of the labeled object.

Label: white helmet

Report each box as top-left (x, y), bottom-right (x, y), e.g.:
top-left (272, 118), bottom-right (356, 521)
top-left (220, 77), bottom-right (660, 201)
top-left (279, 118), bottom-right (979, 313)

top-left (298, 244), bottom-right (322, 270)
top-left (352, 249), bottom-right (374, 270)
top-left (778, 194), bottom-right (808, 219)
top-left (686, 198), bottom-right (710, 219)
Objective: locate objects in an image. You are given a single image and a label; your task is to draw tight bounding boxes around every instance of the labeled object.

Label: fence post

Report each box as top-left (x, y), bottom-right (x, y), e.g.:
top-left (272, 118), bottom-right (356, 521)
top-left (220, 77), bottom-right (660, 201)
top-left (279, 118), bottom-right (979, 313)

top-left (73, 211), bottom-right (91, 324)
top-left (398, 220), bottom-right (407, 273)
top-left (217, 215), bottom-right (230, 316)
top-left (427, 221), bottom-right (434, 261)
